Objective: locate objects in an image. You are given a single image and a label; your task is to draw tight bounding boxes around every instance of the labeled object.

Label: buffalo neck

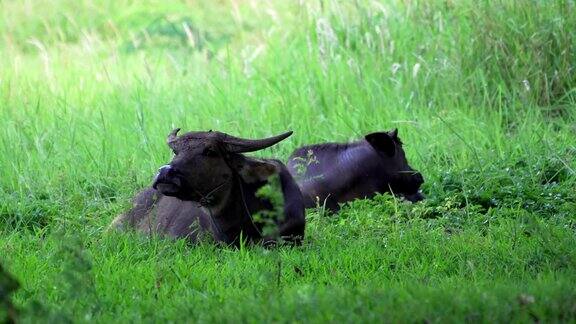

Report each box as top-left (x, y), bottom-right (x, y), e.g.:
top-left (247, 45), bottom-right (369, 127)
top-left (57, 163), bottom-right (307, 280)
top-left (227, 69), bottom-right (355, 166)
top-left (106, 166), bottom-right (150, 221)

top-left (203, 174), bottom-right (268, 244)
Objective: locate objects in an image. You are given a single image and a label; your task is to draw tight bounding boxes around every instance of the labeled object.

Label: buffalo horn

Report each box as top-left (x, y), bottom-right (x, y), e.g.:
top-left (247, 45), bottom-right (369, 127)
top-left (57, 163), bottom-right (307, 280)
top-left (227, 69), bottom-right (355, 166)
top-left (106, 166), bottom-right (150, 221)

top-left (223, 131), bottom-right (293, 153)
top-left (167, 128), bottom-right (181, 146)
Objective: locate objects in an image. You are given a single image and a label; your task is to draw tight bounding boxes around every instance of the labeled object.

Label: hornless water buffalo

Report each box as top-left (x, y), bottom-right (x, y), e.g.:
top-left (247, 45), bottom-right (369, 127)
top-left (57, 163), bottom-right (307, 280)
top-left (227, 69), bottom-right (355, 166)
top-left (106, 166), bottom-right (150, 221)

top-left (110, 129), bottom-right (305, 246)
top-left (287, 129), bottom-right (424, 212)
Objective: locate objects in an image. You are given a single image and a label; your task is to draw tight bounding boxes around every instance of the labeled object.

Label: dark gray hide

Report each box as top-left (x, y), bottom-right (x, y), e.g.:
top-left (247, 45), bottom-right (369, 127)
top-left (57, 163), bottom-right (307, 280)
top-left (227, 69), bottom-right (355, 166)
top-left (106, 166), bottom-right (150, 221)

top-left (287, 129), bottom-right (424, 212)
top-left (111, 130), bottom-right (305, 246)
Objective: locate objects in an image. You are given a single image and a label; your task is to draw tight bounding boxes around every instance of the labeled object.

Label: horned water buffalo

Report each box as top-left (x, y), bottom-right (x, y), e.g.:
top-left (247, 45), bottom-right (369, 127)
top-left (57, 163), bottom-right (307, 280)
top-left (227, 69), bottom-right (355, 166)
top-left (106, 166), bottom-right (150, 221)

top-left (110, 129), bottom-right (306, 246)
top-left (287, 129), bottom-right (424, 212)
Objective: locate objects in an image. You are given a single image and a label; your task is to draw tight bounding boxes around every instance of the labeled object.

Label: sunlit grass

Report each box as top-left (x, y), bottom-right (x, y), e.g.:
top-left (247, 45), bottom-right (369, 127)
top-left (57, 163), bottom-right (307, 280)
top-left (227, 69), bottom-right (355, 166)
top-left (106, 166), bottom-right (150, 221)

top-left (1, 0), bottom-right (575, 322)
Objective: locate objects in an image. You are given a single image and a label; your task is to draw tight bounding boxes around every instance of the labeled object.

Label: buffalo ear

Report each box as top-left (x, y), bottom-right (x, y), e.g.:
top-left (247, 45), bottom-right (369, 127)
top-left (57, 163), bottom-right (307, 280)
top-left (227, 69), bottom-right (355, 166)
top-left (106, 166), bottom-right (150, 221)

top-left (234, 157), bottom-right (279, 183)
top-left (365, 132), bottom-right (396, 156)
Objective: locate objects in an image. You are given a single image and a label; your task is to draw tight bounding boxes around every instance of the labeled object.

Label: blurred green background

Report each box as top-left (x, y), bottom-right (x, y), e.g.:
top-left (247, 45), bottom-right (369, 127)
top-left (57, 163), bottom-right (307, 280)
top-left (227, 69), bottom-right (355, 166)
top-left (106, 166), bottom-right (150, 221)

top-left (1, 0), bottom-right (575, 322)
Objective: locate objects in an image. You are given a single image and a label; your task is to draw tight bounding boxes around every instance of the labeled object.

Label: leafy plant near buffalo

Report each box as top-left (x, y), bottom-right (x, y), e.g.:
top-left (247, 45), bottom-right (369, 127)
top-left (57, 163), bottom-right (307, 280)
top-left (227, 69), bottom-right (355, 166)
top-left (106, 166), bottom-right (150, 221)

top-left (436, 156), bottom-right (576, 218)
top-left (254, 174), bottom-right (285, 240)
top-left (290, 150), bottom-right (319, 180)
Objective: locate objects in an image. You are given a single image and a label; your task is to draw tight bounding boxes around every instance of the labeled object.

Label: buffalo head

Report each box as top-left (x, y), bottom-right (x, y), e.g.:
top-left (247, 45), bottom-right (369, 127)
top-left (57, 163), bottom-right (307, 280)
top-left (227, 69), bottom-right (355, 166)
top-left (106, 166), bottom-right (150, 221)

top-left (364, 129), bottom-right (424, 202)
top-left (153, 129), bottom-right (292, 205)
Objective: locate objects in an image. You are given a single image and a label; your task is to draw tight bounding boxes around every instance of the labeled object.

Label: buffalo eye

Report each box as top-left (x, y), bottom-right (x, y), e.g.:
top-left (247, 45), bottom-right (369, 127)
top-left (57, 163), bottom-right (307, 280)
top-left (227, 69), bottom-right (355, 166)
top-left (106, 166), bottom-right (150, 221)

top-left (202, 146), bottom-right (218, 157)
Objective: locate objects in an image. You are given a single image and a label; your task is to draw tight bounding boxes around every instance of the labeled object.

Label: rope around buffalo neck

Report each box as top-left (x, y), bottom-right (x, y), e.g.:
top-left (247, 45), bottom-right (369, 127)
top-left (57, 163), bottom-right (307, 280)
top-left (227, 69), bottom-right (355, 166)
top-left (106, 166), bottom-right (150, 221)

top-left (223, 153), bottom-right (265, 240)
top-left (235, 174), bottom-right (264, 238)
top-left (195, 180), bottom-right (230, 243)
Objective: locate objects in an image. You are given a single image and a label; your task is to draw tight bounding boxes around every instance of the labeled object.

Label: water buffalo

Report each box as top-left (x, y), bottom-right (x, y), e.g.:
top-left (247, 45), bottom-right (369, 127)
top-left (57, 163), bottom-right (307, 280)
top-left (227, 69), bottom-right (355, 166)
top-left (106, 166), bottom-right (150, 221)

top-left (110, 129), bottom-right (305, 246)
top-left (287, 129), bottom-right (424, 212)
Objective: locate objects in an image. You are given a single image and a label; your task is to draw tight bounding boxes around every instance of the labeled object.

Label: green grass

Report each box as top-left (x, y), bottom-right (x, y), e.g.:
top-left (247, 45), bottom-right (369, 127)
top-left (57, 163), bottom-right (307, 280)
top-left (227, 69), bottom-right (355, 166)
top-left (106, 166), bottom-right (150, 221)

top-left (1, 0), bottom-right (575, 322)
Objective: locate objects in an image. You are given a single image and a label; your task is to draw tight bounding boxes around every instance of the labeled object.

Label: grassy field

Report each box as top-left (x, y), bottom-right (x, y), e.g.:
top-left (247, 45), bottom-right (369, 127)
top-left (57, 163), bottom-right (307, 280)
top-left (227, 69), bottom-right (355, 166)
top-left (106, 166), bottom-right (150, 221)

top-left (1, 0), bottom-right (575, 322)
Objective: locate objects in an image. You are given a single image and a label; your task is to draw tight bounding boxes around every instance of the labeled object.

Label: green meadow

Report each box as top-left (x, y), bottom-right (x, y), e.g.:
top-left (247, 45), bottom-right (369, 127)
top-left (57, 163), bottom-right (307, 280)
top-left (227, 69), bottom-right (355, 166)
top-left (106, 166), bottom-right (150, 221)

top-left (1, 0), bottom-right (575, 322)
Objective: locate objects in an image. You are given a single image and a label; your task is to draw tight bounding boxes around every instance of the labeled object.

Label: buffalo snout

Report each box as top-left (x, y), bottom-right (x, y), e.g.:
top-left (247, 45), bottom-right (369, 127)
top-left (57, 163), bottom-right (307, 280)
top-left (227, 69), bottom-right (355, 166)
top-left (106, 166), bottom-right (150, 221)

top-left (402, 191), bottom-right (425, 202)
top-left (153, 165), bottom-right (182, 195)
top-left (400, 171), bottom-right (424, 202)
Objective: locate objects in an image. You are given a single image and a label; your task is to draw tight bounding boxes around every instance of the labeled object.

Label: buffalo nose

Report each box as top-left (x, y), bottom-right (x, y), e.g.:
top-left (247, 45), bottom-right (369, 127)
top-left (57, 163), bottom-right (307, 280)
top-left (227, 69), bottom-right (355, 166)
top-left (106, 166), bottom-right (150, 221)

top-left (158, 164), bottom-right (172, 173)
top-left (153, 165), bottom-right (173, 188)
top-left (404, 191), bottom-right (425, 202)
top-left (157, 165), bottom-right (173, 178)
